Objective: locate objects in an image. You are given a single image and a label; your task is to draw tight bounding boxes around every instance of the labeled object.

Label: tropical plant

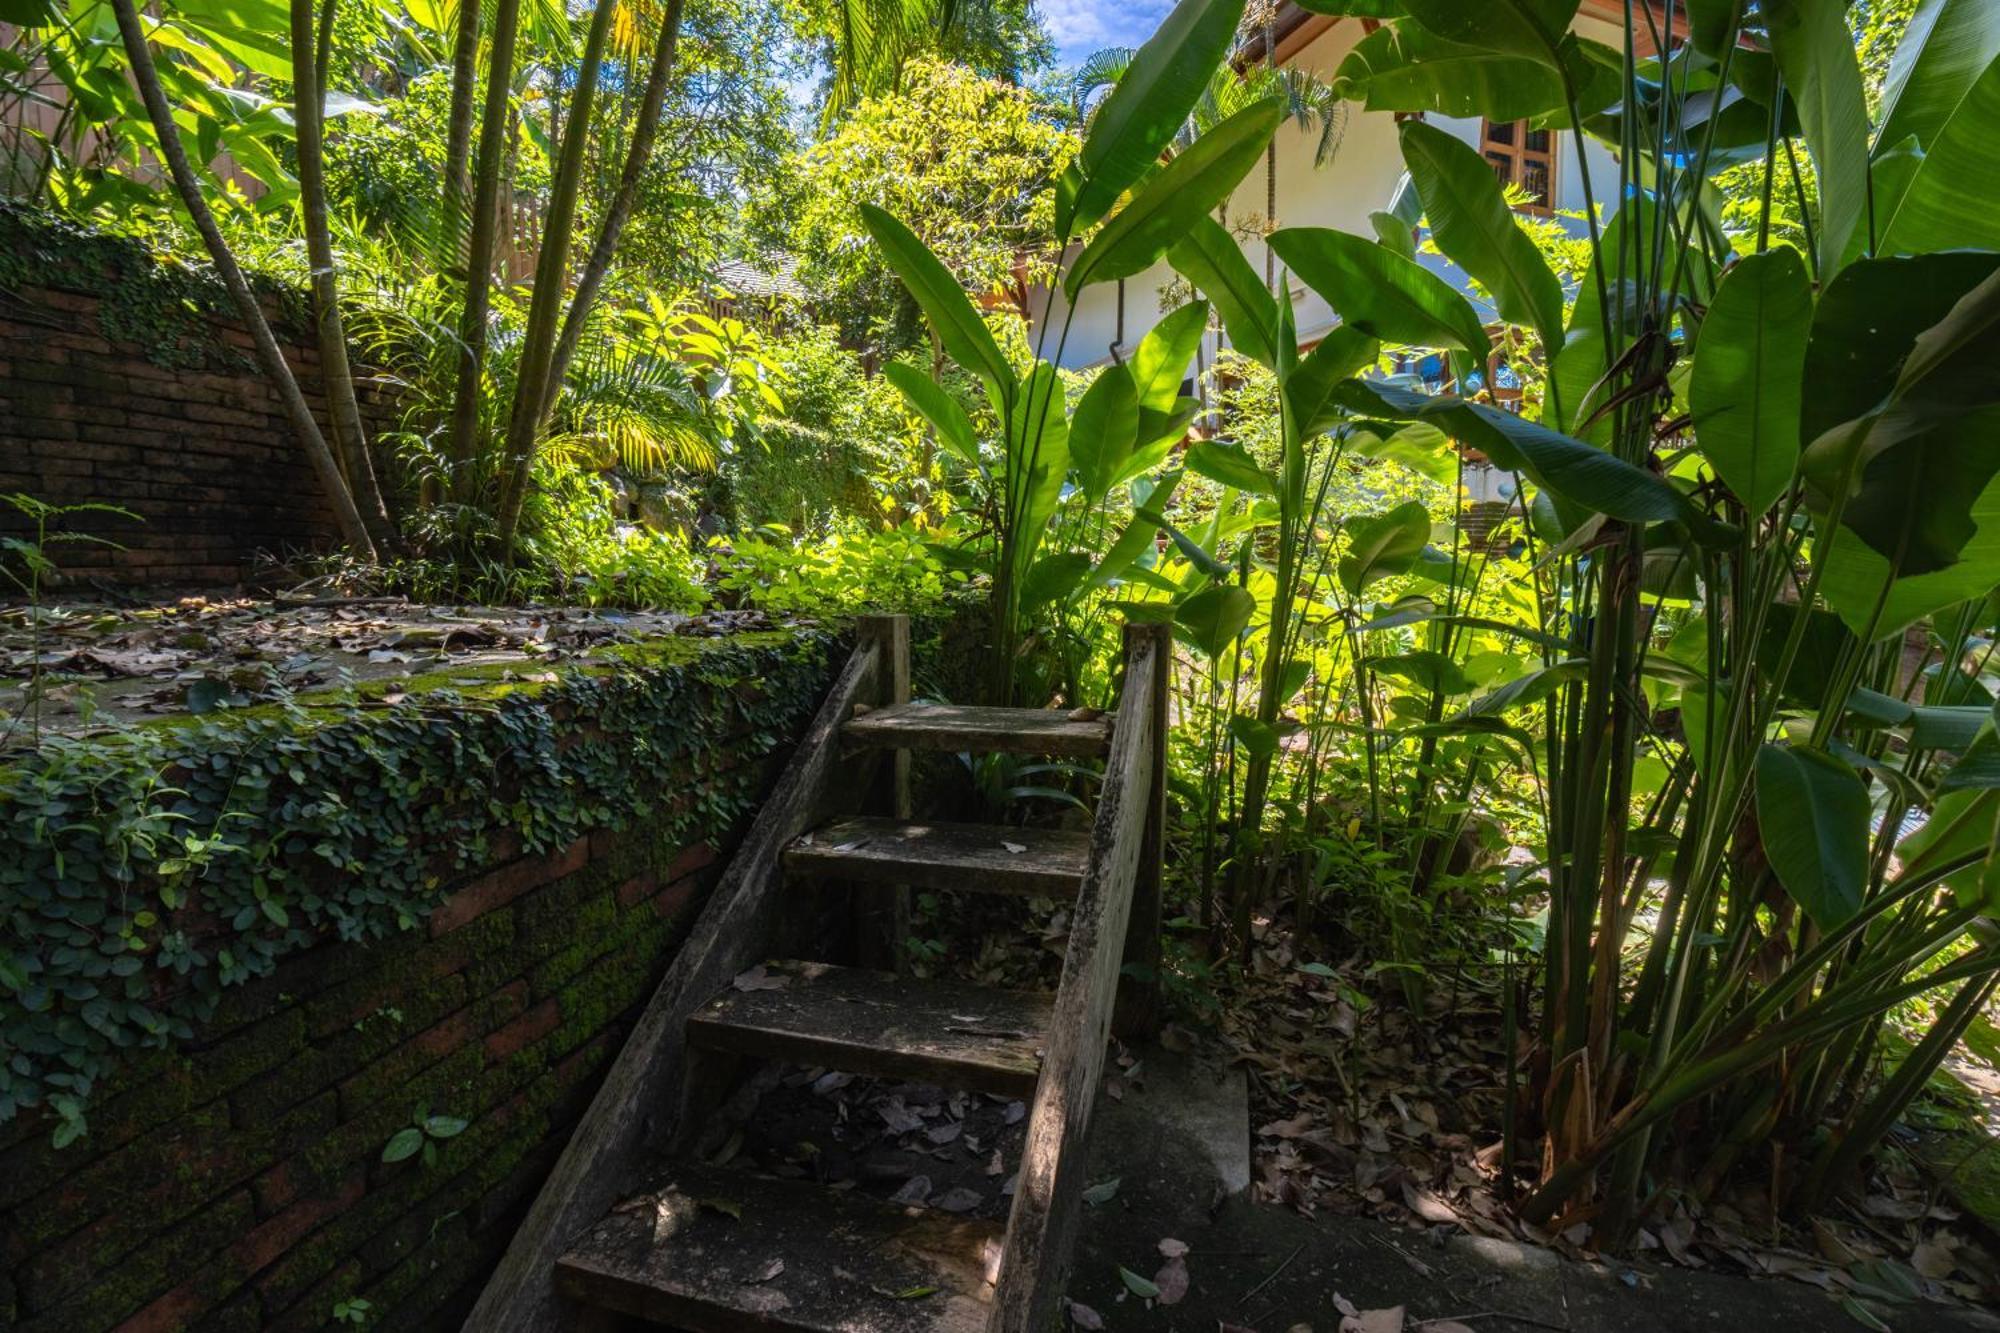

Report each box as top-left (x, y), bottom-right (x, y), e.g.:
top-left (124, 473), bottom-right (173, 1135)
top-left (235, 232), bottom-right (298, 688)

top-left (874, 0), bottom-right (2000, 1241)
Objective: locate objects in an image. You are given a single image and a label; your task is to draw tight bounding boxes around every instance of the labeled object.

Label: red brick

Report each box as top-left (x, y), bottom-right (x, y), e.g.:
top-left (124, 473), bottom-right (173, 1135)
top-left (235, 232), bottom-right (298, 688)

top-left (113, 1280), bottom-right (204, 1333)
top-left (649, 879), bottom-right (700, 921)
top-left (228, 1172), bottom-right (364, 1275)
top-left (429, 837), bottom-right (589, 935)
top-left (615, 873), bottom-right (659, 909)
top-left (666, 843), bottom-right (718, 881)
top-left (485, 997), bottom-right (561, 1061)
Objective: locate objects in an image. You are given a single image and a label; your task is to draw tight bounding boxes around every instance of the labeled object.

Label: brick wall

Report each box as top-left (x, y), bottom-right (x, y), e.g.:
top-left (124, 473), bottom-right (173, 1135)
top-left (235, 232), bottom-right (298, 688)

top-left (0, 205), bottom-right (397, 587)
top-left (0, 638), bottom-right (834, 1331)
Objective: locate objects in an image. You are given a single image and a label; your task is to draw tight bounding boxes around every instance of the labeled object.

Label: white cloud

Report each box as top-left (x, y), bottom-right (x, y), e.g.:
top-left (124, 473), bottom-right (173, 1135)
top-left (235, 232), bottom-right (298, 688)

top-left (1038, 0), bottom-right (1177, 66)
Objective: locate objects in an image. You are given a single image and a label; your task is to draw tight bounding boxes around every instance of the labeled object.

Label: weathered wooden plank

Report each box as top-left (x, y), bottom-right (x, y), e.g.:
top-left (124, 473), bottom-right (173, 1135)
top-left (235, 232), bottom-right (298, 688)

top-left (555, 1160), bottom-right (996, 1333)
top-left (988, 623), bottom-right (1164, 1333)
top-left (844, 702), bottom-right (1112, 758)
top-left (855, 614), bottom-right (911, 971)
top-left (462, 638), bottom-right (882, 1333)
top-left (1116, 622), bottom-right (1170, 1040)
top-left (789, 817), bottom-right (1090, 898)
top-left (686, 958), bottom-right (1049, 1100)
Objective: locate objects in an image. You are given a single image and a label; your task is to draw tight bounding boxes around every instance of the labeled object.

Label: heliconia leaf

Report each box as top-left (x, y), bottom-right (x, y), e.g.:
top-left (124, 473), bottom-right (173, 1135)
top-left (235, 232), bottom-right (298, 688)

top-left (1338, 501), bottom-right (1430, 598)
top-left (1060, 0), bottom-right (1246, 236)
top-left (1184, 441), bottom-right (1276, 496)
top-left (1334, 379), bottom-right (1735, 544)
top-left (1286, 326), bottom-right (1379, 434)
top-left (1332, 21), bottom-right (1569, 122)
top-left (1069, 364), bottom-right (1142, 503)
top-left (1876, 0), bottom-right (2000, 155)
top-left (1755, 743), bottom-right (1870, 930)
top-left (1400, 0), bottom-right (1577, 65)
top-left (1088, 470), bottom-right (1184, 590)
top-left (859, 205), bottom-right (1015, 416)
top-left (1877, 51), bottom-right (2000, 257)
top-left (1454, 659), bottom-right (1587, 718)
top-left (1173, 583), bottom-right (1254, 658)
top-left (1690, 247), bottom-right (1811, 515)
top-left (883, 362), bottom-right (980, 469)
top-left (1169, 216), bottom-right (1278, 369)
top-left (1765, 0), bottom-right (1870, 274)
top-left (1067, 98), bottom-right (1284, 296)
top-left (1398, 120), bottom-right (1563, 353)
top-left (1130, 301), bottom-right (1209, 414)
top-left (1271, 226), bottom-right (1490, 355)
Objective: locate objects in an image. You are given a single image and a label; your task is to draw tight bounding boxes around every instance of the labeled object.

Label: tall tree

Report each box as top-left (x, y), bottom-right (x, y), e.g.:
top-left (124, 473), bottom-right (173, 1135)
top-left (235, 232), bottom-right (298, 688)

top-left (445, 0), bottom-right (525, 498)
top-left (292, 0), bottom-right (397, 550)
top-left (108, 0), bottom-right (377, 558)
top-left (490, 0), bottom-right (624, 548)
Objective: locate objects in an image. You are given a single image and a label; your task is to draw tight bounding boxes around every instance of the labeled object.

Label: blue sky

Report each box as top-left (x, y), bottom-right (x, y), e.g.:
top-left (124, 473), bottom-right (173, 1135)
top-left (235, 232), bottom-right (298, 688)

top-left (1040, 0), bottom-right (1177, 67)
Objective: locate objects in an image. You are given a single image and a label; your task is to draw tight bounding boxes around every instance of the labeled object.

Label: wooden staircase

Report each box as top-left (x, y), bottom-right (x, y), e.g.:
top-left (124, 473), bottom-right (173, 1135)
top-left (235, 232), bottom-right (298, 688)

top-left (467, 616), bottom-right (1170, 1333)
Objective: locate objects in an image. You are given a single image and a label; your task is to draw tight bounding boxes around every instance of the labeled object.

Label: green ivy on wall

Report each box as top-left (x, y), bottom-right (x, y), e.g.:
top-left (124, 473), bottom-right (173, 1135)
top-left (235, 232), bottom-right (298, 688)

top-left (0, 202), bottom-right (309, 370)
top-left (0, 629), bottom-right (836, 1145)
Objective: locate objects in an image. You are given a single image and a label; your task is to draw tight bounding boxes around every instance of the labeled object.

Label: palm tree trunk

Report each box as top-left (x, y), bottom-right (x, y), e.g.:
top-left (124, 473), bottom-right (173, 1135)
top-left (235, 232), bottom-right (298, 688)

top-left (293, 0), bottom-right (397, 551)
top-left (109, 0), bottom-right (376, 558)
top-left (440, 0), bottom-right (481, 257)
top-left (489, 0), bottom-right (622, 552)
top-left (444, 0), bottom-right (524, 499)
top-left (536, 0), bottom-right (687, 425)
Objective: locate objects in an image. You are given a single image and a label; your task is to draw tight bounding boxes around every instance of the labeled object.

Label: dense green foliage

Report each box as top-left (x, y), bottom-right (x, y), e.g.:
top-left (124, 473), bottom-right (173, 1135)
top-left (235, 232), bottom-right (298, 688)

top-left (0, 631), bottom-right (833, 1142)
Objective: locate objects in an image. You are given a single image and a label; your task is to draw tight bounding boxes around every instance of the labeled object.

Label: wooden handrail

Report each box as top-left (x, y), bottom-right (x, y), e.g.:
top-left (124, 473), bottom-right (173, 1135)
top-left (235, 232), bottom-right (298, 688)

top-left (988, 620), bottom-right (1168, 1332)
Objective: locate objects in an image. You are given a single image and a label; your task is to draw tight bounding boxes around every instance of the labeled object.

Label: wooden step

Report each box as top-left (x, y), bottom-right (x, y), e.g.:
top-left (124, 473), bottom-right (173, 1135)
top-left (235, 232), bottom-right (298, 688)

top-left (556, 1160), bottom-right (997, 1333)
top-left (844, 702), bottom-right (1112, 758)
top-left (687, 960), bottom-right (1049, 1099)
top-left (787, 817), bottom-right (1090, 897)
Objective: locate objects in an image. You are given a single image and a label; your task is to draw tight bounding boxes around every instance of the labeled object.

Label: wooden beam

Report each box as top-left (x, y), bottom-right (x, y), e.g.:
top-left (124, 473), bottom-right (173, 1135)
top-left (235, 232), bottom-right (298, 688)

top-left (987, 623), bottom-right (1163, 1333)
top-left (1116, 622), bottom-right (1169, 1040)
top-left (461, 637), bottom-right (882, 1333)
top-left (855, 614), bottom-right (910, 970)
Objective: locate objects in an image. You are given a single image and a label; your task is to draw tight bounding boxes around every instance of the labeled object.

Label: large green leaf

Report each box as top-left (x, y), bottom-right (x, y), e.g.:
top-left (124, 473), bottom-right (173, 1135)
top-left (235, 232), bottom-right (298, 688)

top-left (1168, 216), bottom-right (1278, 369)
top-left (1005, 363), bottom-right (1070, 581)
top-left (1174, 584), bottom-right (1255, 658)
top-left (1339, 501), bottom-right (1431, 598)
top-left (1130, 301), bottom-right (1209, 414)
top-left (1878, 52), bottom-right (2000, 257)
top-left (1335, 379), bottom-right (1732, 542)
top-left (1069, 364), bottom-right (1142, 503)
top-left (860, 205), bottom-right (1015, 415)
top-left (1765, 0), bottom-right (1871, 274)
top-left (1271, 227), bottom-right (1490, 354)
top-left (1185, 441), bottom-right (1276, 495)
top-left (1287, 326), bottom-right (1380, 434)
top-left (1364, 650), bottom-right (1478, 697)
top-left (882, 363), bottom-right (979, 469)
top-left (1755, 743), bottom-right (1870, 930)
top-left (1805, 262), bottom-right (2000, 576)
top-left (1060, 0), bottom-right (1246, 235)
top-left (1333, 21), bottom-right (1569, 122)
top-left (1818, 469), bottom-right (2000, 640)
top-left (1066, 99), bottom-right (1283, 296)
top-left (1400, 0), bottom-right (1577, 65)
top-left (1398, 120), bottom-right (1563, 352)
top-left (1877, 0), bottom-right (2000, 154)
top-left (1089, 470), bottom-right (1185, 590)
top-left (1456, 659), bottom-right (1588, 718)
top-left (1690, 247), bottom-right (1811, 515)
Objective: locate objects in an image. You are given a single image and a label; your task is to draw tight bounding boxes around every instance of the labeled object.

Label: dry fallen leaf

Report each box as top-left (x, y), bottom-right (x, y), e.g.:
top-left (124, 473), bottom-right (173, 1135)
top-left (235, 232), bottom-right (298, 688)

top-left (1337, 1308), bottom-right (1404, 1333)
top-left (731, 965), bottom-right (789, 992)
top-left (746, 1257), bottom-right (784, 1284)
top-left (1066, 1300), bottom-right (1104, 1330)
top-left (1153, 1255), bottom-right (1189, 1306)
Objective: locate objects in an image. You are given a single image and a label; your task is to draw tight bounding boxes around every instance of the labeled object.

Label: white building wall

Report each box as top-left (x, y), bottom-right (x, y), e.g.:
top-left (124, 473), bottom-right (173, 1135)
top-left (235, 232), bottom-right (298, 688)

top-left (1032, 12), bottom-right (1627, 374)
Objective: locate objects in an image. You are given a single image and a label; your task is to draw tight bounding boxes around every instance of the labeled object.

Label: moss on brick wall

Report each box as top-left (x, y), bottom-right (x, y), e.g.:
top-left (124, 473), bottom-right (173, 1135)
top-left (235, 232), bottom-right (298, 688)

top-left (0, 625), bottom-right (840, 1331)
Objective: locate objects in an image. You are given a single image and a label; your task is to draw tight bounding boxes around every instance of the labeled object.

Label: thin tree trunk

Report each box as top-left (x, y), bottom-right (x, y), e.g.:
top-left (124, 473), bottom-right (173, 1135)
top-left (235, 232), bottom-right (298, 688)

top-left (294, 0), bottom-right (397, 551)
top-left (537, 0), bottom-right (687, 424)
top-left (440, 0), bottom-right (481, 256)
top-left (489, 0), bottom-right (621, 551)
top-left (109, 0), bottom-right (376, 557)
top-left (444, 0), bottom-right (524, 498)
